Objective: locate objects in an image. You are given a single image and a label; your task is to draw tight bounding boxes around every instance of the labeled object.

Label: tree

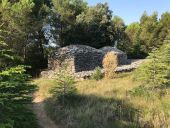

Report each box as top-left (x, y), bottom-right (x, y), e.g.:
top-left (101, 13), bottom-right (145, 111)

top-left (124, 22), bottom-right (147, 58)
top-left (0, 38), bottom-right (13, 70)
top-left (0, 23), bottom-right (37, 128)
top-left (139, 11), bottom-right (158, 53)
top-left (0, 24), bottom-right (21, 70)
top-left (112, 15), bottom-right (126, 41)
top-left (160, 33), bottom-right (170, 87)
top-left (75, 3), bottom-right (115, 48)
top-left (0, 0), bottom-right (35, 56)
top-left (125, 22), bottom-right (140, 46)
top-left (0, 0), bottom-right (52, 74)
top-left (112, 16), bottom-right (130, 53)
top-left (156, 12), bottom-right (170, 47)
top-left (134, 36), bottom-right (170, 90)
top-left (50, 67), bottom-right (77, 105)
top-left (52, 0), bottom-right (87, 46)
top-left (0, 66), bottom-right (38, 128)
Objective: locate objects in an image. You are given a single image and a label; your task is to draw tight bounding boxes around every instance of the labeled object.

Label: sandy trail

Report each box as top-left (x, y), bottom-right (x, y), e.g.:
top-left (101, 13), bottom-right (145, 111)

top-left (33, 93), bottom-right (59, 128)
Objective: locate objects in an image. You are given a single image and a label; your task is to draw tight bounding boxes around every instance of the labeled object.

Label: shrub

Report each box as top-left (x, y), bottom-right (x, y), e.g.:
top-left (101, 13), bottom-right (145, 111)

top-left (91, 67), bottom-right (103, 81)
top-left (102, 52), bottom-right (118, 78)
top-left (50, 67), bottom-right (77, 105)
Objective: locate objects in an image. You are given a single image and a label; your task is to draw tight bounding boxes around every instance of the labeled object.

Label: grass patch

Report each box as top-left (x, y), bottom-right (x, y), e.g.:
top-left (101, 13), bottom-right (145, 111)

top-left (34, 73), bottom-right (170, 128)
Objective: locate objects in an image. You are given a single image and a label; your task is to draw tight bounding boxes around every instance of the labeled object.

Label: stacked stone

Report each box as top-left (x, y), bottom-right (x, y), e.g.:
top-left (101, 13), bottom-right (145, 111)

top-left (41, 45), bottom-right (131, 78)
top-left (48, 45), bottom-right (104, 73)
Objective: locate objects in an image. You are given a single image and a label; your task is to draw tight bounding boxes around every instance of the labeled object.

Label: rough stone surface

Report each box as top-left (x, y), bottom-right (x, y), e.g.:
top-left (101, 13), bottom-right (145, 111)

top-left (48, 45), bottom-right (105, 73)
top-left (115, 59), bottom-right (146, 72)
top-left (41, 59), bottom-right (146, 79)
top-left (41, 45), bottom-right (131, 78)
top-left (74, 59), bottom-right (145, 79)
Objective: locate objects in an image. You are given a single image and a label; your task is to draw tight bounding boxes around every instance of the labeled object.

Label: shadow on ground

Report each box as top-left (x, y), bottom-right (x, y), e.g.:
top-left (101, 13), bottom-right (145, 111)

top-left (45, 94), bottom-right (141, 128)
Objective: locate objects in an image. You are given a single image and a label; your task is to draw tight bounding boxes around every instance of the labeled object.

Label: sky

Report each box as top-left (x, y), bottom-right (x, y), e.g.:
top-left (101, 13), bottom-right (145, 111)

top-left (86, 0), bottom-right (170, 25)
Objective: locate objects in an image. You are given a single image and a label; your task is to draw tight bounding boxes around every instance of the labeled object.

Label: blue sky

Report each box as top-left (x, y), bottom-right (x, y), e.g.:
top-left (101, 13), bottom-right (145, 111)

top-left (86, 0), bottom-right (170, 25)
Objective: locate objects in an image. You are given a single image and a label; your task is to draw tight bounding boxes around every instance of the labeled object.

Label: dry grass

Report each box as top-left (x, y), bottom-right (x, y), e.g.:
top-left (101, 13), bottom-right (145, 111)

top-left (33, 79), bottom-right (56, 99)
top-left (77, 75), bottom-right (135, 98)
top-left (33, 73), bottom-right (170, 128)
top-left (103, 52), bottom-right (118, 78)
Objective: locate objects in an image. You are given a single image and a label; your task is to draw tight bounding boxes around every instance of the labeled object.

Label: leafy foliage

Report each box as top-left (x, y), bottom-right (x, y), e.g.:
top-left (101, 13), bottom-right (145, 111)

top-left (75, 3), bottom-right (115, 48)
top-left (0, 0), bottom-right (50, 75)
top-left (52, 0), bottom-right (87, 46)
top-left (123, 11), bottom-right (170, 58)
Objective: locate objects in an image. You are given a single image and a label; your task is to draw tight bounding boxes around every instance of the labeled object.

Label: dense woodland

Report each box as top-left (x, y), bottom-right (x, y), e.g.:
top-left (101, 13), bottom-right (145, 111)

top-left (0, 0), bottom-right (170, 128)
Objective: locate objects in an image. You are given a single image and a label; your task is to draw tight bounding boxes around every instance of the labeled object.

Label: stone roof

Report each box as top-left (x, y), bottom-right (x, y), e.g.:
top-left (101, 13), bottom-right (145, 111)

top-left (49, 45), bottom-right (103, 58)
top-left (100, 46), bottom-right (126, 55)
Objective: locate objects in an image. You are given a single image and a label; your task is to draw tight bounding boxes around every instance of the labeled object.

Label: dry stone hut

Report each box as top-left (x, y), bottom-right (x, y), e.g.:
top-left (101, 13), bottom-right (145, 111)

top-left (41, 45), bottom-right (128, 78)
top-left (48, 45), bottom-right (104, 73)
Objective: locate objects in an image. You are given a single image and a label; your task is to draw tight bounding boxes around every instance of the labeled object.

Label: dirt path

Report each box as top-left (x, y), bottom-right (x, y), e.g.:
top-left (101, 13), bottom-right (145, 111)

top-left (33, 93), bottom-right (59, 128)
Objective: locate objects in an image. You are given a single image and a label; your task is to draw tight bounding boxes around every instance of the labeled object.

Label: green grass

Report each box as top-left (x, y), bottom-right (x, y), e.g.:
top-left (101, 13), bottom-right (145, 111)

top-left (34, 73), bottom-right (170, 128)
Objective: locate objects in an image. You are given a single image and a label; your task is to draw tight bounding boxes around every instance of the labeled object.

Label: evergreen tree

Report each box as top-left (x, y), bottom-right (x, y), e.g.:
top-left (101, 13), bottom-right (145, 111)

top-left (0, 24), bottom-right (19, 70)
top-left (134, 36), bottom-right (170, 90)
top-left (0, 66), bottom-right (38, 128)
top-left (0, 21), bottom-right (37, 128)
top-left (0, 40), bottom-right (13, 69)
top-left (139, 11), bottom-right (158, 53)
top-left (124, 22), bottom-right (146, 58)
top-left (0, 0), bottom-right (50, 74)
top-left (156, 12), bottom-right (170, 47)
top-left (50, 67), bottom-right (77, 105)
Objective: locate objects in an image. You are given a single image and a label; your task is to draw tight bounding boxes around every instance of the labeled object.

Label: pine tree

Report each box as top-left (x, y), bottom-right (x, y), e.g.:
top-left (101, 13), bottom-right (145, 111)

top-left (0, 25), bottom-right (14, 70)
top-left (0, 23), bottom-right (37, 128)
top-left (0, 66), bottom-right (38, 128)
top-left (160, 34), bottom-right (170, 87)
top-left (134, 36), bottom-right (170, 90)
top-left (50, 67), bottom-right (77, 105)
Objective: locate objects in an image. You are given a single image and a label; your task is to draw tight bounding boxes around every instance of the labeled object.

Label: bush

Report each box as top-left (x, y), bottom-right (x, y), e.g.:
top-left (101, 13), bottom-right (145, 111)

top-left (102, 52), bottom-right (118, 78)
top-left (91, 67), bottom-right (103, 81)
top-left (50, 67), bottom-right (77, 105)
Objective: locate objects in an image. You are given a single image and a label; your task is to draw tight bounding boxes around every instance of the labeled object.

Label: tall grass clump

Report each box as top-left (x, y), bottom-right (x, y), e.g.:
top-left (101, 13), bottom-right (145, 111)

top-left (91, 67), bottom-right (103, 80)
top-left (103, 52), bottom-right (118, 78)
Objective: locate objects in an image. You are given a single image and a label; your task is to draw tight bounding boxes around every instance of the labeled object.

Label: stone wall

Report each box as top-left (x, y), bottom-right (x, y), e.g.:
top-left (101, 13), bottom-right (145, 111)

top-left (74, 52), bottom-right (104, 72)
top-left (48, 45), bottom-right (104, 73)
top-left (41, 45), bottom-right (129, 78)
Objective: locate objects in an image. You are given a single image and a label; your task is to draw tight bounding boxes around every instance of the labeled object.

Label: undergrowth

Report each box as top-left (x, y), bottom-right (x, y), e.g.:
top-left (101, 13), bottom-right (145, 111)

top-left (34, 72), bottom-right (170, 128)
